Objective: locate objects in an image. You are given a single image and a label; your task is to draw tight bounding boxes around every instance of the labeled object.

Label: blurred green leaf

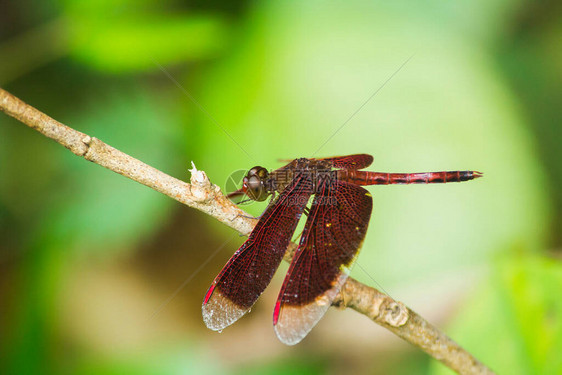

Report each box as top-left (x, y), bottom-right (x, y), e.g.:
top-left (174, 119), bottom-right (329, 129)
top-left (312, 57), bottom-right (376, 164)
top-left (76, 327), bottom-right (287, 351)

top-left (429, 254), bottom-right (562, 375)
top-left (67, 14), bottom-right (228, 72)
top-left (60, 0), bottom-right (156, 14)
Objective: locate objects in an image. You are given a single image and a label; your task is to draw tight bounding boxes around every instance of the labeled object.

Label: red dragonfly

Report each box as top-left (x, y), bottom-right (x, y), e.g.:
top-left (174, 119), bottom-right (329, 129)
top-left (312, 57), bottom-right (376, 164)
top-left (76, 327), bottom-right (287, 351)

top-left (202, 154), bottom-right (481, 345)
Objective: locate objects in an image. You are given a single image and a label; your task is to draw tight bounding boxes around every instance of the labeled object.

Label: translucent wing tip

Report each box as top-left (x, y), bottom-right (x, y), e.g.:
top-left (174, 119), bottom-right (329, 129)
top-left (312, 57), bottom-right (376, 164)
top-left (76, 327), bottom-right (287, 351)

top-left (273, 273), bottom-right (349, 345)
top-left (273, 297), bottom-right (332, 345)
top-left (202, 288), bottom-right (249, 331)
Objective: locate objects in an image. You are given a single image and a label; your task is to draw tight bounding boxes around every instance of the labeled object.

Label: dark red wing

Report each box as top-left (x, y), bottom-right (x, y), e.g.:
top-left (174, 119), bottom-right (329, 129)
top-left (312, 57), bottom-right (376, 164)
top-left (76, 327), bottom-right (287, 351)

top-left (316, 154), bottom-right (373, 170)
top-left (273, 179), bottom-right (373, 345)
top-left (202, 175), bottom-right (313, 331)
top-left (277, 154), bottom-right (373, 170)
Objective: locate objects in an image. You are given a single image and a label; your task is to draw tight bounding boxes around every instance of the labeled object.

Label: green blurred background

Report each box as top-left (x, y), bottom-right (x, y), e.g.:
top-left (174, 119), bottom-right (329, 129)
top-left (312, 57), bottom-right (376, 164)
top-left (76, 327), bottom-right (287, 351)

top-left (1, 0), bottom-right (561, 374)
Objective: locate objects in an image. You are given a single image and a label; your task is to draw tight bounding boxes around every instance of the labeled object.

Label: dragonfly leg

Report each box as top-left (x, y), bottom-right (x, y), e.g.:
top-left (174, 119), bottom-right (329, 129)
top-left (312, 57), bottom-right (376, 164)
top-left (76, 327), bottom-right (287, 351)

top-left (235, 212), bottom-right (262, 220)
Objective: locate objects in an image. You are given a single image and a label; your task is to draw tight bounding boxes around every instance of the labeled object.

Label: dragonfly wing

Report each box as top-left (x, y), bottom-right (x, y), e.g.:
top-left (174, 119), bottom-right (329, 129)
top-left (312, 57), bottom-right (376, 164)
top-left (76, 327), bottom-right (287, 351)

top-left (202, 175), bottom-right (313, 331)
top-left (274, 180), bottom-right (373, 345)
top-left (316, 154), bottom-right (373, 170)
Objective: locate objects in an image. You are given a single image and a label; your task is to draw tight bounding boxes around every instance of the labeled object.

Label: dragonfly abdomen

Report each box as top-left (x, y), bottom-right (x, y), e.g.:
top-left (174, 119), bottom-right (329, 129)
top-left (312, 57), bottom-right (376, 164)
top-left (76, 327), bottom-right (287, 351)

top-left (339, 170), bottom-right (482, 185)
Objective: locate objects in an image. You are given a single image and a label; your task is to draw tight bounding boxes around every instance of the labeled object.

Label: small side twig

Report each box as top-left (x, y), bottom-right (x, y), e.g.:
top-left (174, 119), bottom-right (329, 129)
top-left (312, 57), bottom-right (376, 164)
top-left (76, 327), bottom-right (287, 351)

top-left (0, 88), bottom-right (494, 375)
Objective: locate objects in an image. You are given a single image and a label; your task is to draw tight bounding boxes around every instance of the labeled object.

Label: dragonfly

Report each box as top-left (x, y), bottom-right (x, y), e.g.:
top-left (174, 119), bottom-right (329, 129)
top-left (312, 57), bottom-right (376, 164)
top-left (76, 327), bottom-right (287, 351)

top-left (202, 154), bottom-right (482, 345)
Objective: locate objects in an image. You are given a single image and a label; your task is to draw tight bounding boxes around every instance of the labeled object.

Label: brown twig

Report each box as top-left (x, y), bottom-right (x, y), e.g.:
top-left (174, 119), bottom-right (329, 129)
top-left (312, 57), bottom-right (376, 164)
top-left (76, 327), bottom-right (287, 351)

top-left (0, 88), bottom-right (494, 375)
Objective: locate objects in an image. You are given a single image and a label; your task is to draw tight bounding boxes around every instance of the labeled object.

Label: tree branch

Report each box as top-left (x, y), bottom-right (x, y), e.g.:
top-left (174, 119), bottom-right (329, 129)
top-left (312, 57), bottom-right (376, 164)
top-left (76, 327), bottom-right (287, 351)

top-left (0, 87), bottom-right (494, 375)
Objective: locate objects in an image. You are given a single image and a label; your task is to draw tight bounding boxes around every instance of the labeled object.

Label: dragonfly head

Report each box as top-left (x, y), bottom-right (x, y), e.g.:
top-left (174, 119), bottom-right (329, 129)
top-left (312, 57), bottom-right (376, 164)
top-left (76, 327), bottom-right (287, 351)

top-left (243, 166), bottom-right (270, 202)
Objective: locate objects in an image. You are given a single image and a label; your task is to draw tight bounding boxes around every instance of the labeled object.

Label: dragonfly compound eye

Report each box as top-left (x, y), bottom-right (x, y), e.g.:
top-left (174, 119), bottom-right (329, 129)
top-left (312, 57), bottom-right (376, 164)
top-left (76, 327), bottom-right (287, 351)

top-left (243, 166), bottom-right (269, 201)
